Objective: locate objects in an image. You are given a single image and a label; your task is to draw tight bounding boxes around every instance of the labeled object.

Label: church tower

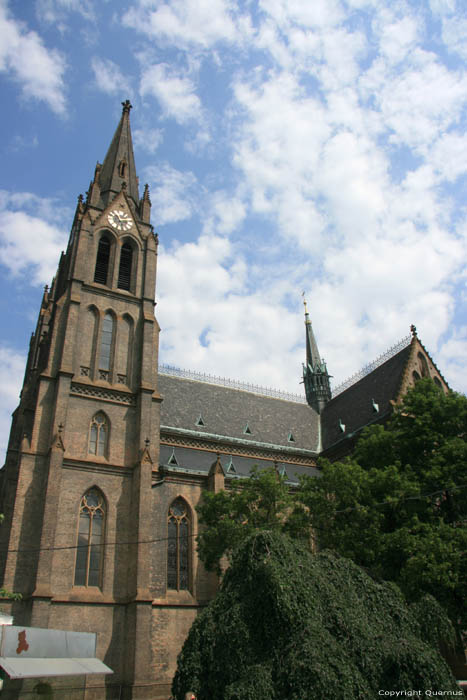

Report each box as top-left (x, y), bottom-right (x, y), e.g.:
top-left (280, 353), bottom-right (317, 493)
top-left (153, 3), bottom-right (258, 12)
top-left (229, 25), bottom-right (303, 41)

top-left (0, 101), bottom-right (160, 695)
top-left (302, 300), bottom-right (331, 413)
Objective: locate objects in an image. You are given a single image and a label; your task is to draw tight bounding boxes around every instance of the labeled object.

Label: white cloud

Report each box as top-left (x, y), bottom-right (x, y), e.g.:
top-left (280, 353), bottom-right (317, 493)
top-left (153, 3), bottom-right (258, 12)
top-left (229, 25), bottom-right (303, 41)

top-left (259, 0), bottom-right (344, 30)
top-left (36, 0), bottom-right (95, 25)
top-left (0, 191), bottom-right (68, 285)
top-left (373, 10), bottom-right (420, 63)
top-left (157, 234), bottom-right (305, 392)
top-left (441, 14), bottom-right (467, 60)
top-left (438, 326), bottom-right (467, 392)
top-left (202, 190), bottom-right (246, 235)
top-left (144, 164), bottom-right (197, 225)
top-left (231, 72), bottom-right (330, 248)
top-left (123, 0), bottom-right (248, 50)
top-left (140, 63), bottom-right (202, 125)
top-left (0, 346), bottom-right (26, 465)
top-left (360, 48), bottom-right (467, 151)
top-left (0, 0), bottom-right (67, 115)
top-left (91, 57), bottom-right (131, 96)
top-left (133, 127), bottom-right (164, 154)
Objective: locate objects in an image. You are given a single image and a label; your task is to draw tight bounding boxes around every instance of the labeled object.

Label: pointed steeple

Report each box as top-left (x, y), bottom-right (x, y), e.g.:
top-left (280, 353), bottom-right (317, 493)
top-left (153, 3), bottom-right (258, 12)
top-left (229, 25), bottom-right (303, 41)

top-left (98, 100), bottom-right (139, 207)
top-left (302, 298), bottom-right (331, 413)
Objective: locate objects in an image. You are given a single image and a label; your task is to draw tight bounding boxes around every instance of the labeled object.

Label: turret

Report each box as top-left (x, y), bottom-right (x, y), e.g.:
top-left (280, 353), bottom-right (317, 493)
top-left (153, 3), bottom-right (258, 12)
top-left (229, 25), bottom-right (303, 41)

top-left (302, 299), bottom-right (331, 413)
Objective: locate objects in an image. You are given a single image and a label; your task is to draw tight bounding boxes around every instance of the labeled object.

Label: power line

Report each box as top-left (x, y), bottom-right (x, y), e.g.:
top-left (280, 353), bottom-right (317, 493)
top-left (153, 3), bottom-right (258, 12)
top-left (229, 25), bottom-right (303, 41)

top-left (333, 482), bottom-right (467, 515)
top-left (0, 483), bottom-right (465, 556)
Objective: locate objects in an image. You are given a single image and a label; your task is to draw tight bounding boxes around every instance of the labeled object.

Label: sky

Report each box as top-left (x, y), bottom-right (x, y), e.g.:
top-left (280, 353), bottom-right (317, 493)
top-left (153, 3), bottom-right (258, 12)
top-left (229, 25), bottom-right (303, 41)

top-left (0, 0), bottom-right (467, 460)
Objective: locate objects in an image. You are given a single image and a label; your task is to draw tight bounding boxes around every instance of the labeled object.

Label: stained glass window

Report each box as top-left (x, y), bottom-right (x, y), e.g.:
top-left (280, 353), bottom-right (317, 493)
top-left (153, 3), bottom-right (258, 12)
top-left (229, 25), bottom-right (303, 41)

top-left (89, 412), bottom-right (108, 457)
top-left (74, 488), bottom-right (106, 587)
top-left (99, 313), bottom-right (114, 371)
top-left (167, 498), bottom-right (190, 591)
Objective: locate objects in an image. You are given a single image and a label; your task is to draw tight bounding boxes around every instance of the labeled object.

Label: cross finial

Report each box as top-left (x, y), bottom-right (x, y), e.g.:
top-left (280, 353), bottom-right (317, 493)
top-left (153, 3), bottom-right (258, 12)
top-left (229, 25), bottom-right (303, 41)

top-left (121, 100), bottom-right (132, 114)
top-left (302, 291), bottom-right (309, 316)
top-left (410, 324), bottom-right (417, 337)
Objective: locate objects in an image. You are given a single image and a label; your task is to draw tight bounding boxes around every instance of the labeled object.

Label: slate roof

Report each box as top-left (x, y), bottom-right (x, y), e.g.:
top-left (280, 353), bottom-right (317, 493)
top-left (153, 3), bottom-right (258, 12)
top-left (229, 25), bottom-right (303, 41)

top-left (159, 444), bottom-right (321, 483)
top-left (321, 342), bottom-right (412, 453)
top-left (158, 373), bottom-right (320, 453)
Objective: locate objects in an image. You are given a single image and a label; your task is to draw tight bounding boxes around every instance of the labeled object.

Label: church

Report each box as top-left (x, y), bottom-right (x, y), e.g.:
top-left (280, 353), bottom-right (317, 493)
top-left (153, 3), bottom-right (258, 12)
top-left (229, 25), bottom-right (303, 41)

top-left (0, 101), bottom-right (450, 699)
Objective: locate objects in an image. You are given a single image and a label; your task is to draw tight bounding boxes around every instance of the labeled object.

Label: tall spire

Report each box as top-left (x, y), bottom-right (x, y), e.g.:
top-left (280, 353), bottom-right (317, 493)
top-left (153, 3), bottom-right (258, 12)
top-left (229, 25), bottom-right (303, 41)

top-left (98, 100), bottom-right (139, 207)
top-left (302, 297), bottom-right (331, 413)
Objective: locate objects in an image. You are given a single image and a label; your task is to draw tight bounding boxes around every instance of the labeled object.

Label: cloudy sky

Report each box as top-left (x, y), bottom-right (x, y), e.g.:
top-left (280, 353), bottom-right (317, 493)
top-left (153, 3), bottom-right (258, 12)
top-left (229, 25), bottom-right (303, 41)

top-left (1, 0), bottom-right (467, 459)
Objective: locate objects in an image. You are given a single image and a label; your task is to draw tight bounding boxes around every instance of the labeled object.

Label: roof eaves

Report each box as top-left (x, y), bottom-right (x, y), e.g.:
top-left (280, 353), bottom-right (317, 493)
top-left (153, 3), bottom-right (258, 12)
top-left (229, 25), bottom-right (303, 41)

top-left (160, 425), bottom-right (318, 457)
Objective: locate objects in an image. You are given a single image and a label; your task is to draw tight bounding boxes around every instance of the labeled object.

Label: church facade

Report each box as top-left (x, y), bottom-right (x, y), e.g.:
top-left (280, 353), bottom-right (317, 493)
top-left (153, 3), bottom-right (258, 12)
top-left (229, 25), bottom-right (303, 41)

top-left (0, 102), bottom-right (449, 699)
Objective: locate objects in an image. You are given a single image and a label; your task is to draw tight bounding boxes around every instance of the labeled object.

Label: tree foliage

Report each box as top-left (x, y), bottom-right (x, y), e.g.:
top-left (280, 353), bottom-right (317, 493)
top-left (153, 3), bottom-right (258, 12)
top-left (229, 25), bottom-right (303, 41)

top-left (196, 467), bottom-right (307, 574)
top-left (197, 380), bottom-right (467, 632)
top-left (173, 531), bottom-right (459, 700)
top-left (301, 379), bottom-right (467, 630)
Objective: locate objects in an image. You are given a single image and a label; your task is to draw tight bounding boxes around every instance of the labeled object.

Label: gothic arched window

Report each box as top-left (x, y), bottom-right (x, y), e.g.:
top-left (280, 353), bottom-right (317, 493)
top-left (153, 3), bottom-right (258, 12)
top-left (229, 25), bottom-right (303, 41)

top-left (117, 242), bottom-right (133, 291)
top-left (418, 352), bottom-right (429, 378)
top-left (94, 236), bottom-right (111, 285)
top-left (74, 488), bottom-right (106, 587)
top-left (433, 376), bottom-right (443, 390)
top-left (99, 313), bottom-right (114, 375)
top-left (89, 412), bottom-right (108, 457)
top-left (167, 498), bottom-right (190, 591)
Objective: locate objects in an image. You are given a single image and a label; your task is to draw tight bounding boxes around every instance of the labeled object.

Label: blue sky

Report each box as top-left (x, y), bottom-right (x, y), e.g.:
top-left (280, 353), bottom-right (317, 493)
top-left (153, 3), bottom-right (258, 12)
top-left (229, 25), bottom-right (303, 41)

top-left (1, 0), bottom-right (467, 459)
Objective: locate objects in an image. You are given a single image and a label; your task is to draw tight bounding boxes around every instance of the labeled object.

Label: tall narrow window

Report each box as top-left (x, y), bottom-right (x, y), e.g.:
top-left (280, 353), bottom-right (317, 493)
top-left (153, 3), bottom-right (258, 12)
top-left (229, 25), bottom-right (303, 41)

top-left (89, 412), bottom-right (108, 456)
top-left (94, 236), bottom-right (110, 285)
top-left (418, 352), bottom-right (429, 378)
top-left (99, 313), bottom-right (114, 373)
top-left (117, 243), bottom-right (133, 290)
top-left (74, 488), bottom-right (106, 587)
top-left (167, 498), bottom-right (190, 591)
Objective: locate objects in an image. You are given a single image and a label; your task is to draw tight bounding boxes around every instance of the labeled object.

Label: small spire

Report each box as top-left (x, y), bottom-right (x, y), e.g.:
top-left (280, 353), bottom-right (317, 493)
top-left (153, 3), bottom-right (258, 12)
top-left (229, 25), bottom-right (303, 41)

top-left (302, 295), bottom-right (331, 413)
top-left (98, 99), bottom-right (139, 207)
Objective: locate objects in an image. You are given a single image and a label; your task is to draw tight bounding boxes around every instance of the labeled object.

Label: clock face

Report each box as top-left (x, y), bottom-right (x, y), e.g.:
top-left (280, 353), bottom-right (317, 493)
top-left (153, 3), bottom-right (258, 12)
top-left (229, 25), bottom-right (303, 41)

top-left (107, 209), bottom-right (133, 231)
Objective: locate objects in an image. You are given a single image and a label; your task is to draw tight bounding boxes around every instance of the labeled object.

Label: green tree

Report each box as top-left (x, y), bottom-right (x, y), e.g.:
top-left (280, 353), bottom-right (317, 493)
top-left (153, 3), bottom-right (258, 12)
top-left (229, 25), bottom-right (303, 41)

top-left (196, 467), bottom-right (307, 574)
top-left (300, 379), bottom-right (467, 631)
top-left (173, 531), bottom-right (459, 700)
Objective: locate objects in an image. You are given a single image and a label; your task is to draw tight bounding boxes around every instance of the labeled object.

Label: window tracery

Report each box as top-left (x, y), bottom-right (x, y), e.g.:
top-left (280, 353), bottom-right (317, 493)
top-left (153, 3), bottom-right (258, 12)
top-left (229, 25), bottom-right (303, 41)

top-left (89, 412), bottom-right (108, 457)
top-left (167, 497), bottom-right (190, 591)
top-left (74, 487), bottom-right (106, 587)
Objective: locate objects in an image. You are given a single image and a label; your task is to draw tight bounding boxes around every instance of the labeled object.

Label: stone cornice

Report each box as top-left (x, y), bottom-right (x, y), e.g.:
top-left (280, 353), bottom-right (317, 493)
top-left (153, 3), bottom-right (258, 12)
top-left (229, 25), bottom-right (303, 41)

top-left (70, 381), bottom-right (137, 405)
top-left (160, 427), bottom-right (317, 466)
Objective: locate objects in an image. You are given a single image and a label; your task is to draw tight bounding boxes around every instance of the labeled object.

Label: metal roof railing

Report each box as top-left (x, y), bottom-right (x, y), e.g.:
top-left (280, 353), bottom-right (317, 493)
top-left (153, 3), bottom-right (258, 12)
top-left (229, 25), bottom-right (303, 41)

top-left (158, 364), bottom-right (308, 403)
top-left (159, 333), bottom-right (412, 404)
top-left (332, 334), bottom-right (412, 397)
